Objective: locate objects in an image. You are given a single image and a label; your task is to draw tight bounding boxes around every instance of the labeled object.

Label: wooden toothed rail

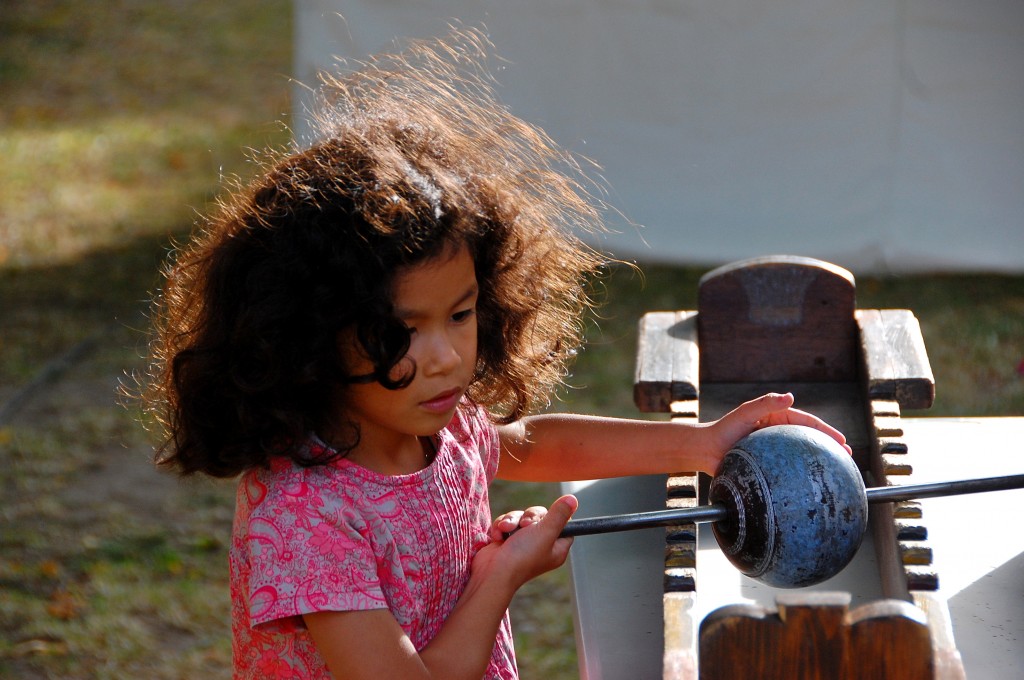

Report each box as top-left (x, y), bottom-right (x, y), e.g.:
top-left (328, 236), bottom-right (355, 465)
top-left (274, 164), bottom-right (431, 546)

top-left (633, 255), bottom-right (964, 679)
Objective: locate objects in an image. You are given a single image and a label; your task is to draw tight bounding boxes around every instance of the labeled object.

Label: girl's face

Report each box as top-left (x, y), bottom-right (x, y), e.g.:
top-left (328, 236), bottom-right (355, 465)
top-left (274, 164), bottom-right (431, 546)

top-left (339, 243), bottom-right (479, 462)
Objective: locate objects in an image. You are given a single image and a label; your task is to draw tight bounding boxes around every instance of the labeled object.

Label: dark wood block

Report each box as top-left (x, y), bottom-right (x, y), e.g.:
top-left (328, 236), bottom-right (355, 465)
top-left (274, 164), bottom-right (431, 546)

top-left (634, 311), bottom-right (699, 412)
top-left (697, 256), bottom-right (858, 383)
top-left (856, 309), bottom-right (935, 410)
top-left (699, 593), bottom-right (934, 680)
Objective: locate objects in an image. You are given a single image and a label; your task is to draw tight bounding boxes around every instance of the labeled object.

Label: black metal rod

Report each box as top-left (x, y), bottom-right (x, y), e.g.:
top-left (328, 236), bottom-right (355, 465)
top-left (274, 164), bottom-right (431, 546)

top-left (864, 473), bottom-right (1024, 504)
top-left (560, 504), bottom-right (729, 537)
top-left (559, 472), bottom-right (1024, 538)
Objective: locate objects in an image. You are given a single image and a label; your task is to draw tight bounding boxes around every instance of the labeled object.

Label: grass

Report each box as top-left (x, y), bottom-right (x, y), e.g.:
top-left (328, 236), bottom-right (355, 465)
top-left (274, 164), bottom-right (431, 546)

top-left (1, 2), bottom-right (292, 678)
top-left (1, 2), bottom-right (1022, 678)
top-left (556, 265), bottom-right (1024, 419)
top-left (0, 0), bottom-right (291, 270)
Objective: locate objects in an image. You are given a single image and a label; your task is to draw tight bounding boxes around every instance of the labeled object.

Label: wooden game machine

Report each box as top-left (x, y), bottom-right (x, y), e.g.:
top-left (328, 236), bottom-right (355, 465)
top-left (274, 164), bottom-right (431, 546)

top-left (561, 255), bottom-right (1024, 679)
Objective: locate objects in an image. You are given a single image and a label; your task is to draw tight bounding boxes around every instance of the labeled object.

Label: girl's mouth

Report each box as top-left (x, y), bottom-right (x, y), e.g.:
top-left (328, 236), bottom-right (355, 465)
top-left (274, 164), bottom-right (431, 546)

top-left (420, 388), bottom-right (462, 413)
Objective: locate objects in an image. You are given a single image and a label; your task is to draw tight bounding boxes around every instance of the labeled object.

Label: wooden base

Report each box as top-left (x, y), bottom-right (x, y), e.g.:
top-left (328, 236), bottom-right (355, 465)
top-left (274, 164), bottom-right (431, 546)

top-left (699, 592), bottom-right (934, 680)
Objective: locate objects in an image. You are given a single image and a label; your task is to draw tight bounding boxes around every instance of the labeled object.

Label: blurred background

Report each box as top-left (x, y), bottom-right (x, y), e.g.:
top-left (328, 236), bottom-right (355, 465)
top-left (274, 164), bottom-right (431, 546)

top-left (1, 2), bottom-right (1021, 678)
top-left (295, 0), bottom-right (1024, 274)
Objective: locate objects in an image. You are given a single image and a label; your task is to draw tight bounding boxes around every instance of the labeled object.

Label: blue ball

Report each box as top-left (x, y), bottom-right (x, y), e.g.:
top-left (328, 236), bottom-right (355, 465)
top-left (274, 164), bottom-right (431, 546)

top-left (708, 424), bottom-right (867, 588)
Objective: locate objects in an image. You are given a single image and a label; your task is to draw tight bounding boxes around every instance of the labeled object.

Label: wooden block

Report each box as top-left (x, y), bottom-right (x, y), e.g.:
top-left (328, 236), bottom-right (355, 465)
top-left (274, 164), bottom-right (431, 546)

top-left (667, 474), bottom-right (700, 499)
top-left (874, 415), bottom-right (905, 438)
top-left (856, 309), bottom-right (935, 410)
top-left (844, 599), bottom-right (935, 680)
top-left (911, 593), bottom-right (967, 679)
top-left (881, 454), bottom-right (913, 476)
top-left (893, 500), bottom-right (923, 520)
top-left (667, 527), bottom-right (697, 543)
top-left (665, 567), bottom-right (696, 593)
top-left (663, 464), bottom-right (696, 593)
top-left (665, 470), bottom-right (699, 594)
top-left (879, 437), bottom-right (910, 455)
top-left (670, 399), bottom-right (700, 419)
top-left (634, 311), bottom-right (699, 412)
top-left (900, 542), bottom-right (934, 566)
top-left (697, 256), bottom-right (859, 383)
top-left (870, 498), bottom-right (911, 600)
top-left (896, 520), bottom-right (928, 541)
top-left (664, 592), bottom-right (698, 679)
top-left (665, 543), bottom-right (696, 569)
top-left (699, 592), bottom-right (934, 680)
top-left (871, 399), bottom-right (902, 417)
top-left (906, 567), bottom-right (940, 593)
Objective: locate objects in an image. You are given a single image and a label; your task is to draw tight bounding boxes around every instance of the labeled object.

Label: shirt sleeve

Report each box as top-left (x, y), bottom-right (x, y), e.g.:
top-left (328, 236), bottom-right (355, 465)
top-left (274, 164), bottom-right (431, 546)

top-left (242, 482), bottom-right (389, 632)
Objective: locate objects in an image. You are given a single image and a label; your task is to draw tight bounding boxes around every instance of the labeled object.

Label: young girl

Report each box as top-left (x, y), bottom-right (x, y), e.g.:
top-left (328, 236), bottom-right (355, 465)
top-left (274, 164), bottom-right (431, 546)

top-left (141, 30), bottom-right (848, 680)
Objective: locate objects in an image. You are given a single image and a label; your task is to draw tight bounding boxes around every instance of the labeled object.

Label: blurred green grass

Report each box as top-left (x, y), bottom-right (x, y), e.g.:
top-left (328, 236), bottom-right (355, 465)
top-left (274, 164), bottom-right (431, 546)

top-left (1, 2), bottom-right (1022, 678)
top-left (555, 264), bottom-right (1024, 419)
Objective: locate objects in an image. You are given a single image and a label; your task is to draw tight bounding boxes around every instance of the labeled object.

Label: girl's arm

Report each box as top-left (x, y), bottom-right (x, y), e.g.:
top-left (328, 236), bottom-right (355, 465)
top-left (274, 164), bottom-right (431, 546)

top-left (495, 392), bottom-right (850, 482)
top-left (304, 495), bottom-right (578, 680)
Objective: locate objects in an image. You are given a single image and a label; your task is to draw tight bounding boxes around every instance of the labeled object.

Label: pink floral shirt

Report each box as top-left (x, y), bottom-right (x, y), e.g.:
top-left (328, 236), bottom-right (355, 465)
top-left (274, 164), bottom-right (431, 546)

top-left (229, 403), bottom-right (517, 679)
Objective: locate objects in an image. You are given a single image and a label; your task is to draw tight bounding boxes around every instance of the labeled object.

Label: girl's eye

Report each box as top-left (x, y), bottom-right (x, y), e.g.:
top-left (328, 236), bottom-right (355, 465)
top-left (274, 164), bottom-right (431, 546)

top-left (451, 308), bottom-right (475, 323)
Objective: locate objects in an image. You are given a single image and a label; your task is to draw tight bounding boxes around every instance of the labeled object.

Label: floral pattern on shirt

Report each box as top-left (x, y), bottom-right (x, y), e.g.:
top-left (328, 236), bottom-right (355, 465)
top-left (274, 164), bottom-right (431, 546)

top-left (229, 402), bottom-right (518, 679)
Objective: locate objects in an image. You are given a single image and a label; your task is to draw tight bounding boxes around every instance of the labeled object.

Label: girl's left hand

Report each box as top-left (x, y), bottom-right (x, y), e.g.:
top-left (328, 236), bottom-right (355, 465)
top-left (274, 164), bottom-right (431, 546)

top-left (707, 392), bottom-right (852, 465)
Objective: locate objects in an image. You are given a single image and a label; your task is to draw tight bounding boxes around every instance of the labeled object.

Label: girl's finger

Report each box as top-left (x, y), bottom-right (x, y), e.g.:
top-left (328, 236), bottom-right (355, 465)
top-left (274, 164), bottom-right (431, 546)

top-left (757, 404), bottom-right (853, 455)
top-left (519, 506), bottom-right (547, 527)
top-left (490, 511), bottom-right (525, 541)
top-left (498, 511), bottom-right (524, 527)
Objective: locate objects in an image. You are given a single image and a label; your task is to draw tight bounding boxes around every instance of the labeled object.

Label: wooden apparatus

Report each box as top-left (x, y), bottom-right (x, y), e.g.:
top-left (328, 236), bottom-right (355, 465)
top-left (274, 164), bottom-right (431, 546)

top-left (633, 255), bottom-right (966, 679)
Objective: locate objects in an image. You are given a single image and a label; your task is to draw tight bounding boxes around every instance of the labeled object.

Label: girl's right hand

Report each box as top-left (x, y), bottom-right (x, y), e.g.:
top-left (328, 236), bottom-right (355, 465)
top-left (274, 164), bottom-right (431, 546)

top-left (305, 495), bottom-right (578, 680)
top-left (473, 494), bottom-right (578, 589)
top-left (489, 504), bottom-right (548, 541)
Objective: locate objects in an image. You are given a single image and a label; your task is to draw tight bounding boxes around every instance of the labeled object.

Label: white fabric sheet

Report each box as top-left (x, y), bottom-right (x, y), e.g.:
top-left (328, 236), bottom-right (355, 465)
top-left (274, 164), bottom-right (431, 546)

top-left (293, 0), bottom-right (1024, 274)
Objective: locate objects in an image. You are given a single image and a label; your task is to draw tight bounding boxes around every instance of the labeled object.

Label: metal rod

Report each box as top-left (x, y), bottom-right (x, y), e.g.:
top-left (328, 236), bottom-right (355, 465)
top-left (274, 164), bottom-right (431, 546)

top-left (559, 472), bottom-right (1024, 538)
top-left (560, 504), bottom-right (729, 537)
top-left (865, 473), bottom-right (1024, 504)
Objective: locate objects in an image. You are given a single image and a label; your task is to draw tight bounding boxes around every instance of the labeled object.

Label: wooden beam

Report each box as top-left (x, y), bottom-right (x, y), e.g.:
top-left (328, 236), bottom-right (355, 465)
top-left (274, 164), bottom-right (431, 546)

top-left (856, 309), bottom-right (935, 410)
top-left (634, 311), bottom-right (699, 412)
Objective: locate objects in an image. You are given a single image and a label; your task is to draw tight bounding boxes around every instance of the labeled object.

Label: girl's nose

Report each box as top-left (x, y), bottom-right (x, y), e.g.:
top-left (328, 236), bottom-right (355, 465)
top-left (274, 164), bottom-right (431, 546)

top-left (421, 332), bottom-right (461, 375)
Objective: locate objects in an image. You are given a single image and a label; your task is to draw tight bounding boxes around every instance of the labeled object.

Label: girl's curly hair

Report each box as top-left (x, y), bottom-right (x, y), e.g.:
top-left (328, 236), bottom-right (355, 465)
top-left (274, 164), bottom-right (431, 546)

top-left (139, 29), bottom-right (610, 477)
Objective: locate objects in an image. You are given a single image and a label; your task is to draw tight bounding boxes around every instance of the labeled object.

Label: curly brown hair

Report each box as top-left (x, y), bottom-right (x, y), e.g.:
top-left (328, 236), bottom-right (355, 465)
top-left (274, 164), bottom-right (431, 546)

top-left (139, 29), bottom-right (610, 477)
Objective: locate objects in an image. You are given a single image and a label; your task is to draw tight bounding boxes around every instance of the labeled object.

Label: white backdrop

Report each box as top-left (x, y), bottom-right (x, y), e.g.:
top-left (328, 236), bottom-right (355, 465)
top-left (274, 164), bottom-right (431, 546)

top-left (293, 1), bottom-right (1024, 274)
